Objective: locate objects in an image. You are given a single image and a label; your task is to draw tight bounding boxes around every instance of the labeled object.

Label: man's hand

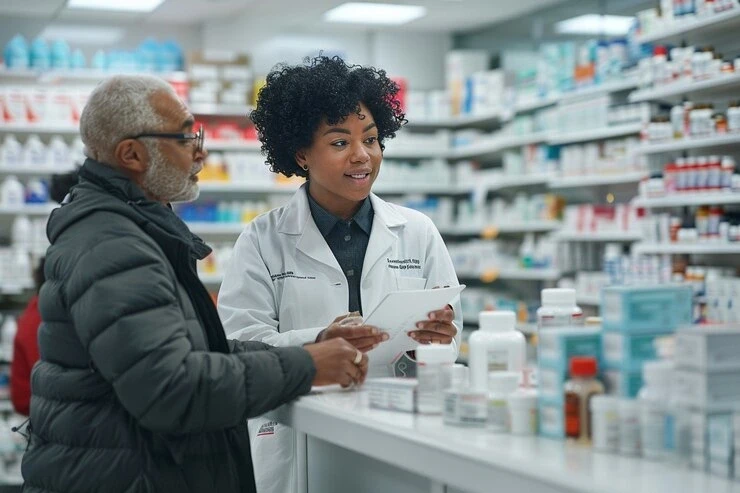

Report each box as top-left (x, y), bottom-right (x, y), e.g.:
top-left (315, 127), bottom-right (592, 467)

top-left (315, 313), bottom-right (388, 352)
top-left (304, 339), bottom-right (369, 388)
top-left (408, 305), bottom-right (457, 345)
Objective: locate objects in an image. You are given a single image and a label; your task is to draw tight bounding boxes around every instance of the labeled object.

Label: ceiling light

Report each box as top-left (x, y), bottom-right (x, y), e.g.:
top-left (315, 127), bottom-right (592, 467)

top-left (40, 25), bottom-right (125, 45)
top-left (66, 0), bottom-right (165, 12)
top-left (323, 2), bottom-right (427, 25)
top-left (555, 14), bottom-right (633, 36)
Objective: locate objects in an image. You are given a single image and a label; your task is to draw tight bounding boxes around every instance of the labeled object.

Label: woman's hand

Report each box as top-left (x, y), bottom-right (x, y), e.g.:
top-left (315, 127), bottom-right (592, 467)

top-left (407, 305), bottom-right (457, 344)
top-left (315, 312), bottom-right (388, 352)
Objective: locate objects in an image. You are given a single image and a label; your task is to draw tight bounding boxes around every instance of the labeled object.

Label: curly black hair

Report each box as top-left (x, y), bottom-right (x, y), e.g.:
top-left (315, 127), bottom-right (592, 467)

top-left (250, 56), bottom-right (407, 178)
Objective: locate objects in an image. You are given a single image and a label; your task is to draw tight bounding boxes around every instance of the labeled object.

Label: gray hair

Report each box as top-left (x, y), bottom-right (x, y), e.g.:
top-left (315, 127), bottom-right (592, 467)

top-left (79, 74), bottom-right (176, 162)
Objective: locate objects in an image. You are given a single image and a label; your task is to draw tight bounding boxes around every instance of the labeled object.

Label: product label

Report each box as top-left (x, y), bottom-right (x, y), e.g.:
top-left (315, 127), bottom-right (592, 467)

top-left (603, 332), bottom-right (624, 365)
top-left (458, 394), bottom-right (487, 425)
top-left (540, 405), bottom-right (563, 436)
top-left (487, 349), bottom-right (508, 372)
top-left (620, 415), bottom-right (641, 455)
top-left (565, 392), bottom-right (581, 439)
top-left (642, 404), bottom-right (666, 458)
top-left (538, 368), bottom-right (561, 400)
top-left (488, 398), bottom-right (508, 432)
top-left (417, 366), bottom-right (442, 413)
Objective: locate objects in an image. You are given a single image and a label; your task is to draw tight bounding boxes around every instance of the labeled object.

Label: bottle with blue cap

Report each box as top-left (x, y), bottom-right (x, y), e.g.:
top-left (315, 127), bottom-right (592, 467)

top-left (30, 38), bottom-right (51, 70)
top-left (50, 39), bottom-right (72, 69)
top-left (4, 35), bottom-right (30, 69)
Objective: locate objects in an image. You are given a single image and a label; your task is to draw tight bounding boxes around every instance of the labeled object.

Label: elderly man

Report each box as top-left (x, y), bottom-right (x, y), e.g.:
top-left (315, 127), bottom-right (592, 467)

top-left (21, 75), bottom-right (370, 493)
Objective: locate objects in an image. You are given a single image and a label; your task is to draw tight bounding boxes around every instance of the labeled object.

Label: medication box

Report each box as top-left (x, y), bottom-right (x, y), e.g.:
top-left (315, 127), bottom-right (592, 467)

top-left (366, 378), bottom-right (417, 413)
top-left (602, 285), bottom-right (693, 333)
top-left (708, 413), bottom-right (734, 461)
top-left (675, 325), bottom-right (740, 372)
top-left (537, 327), bottom-right (601, 372)
top-left (603, 364), bottom-right (643, 398)
top-left (538, 401), bottom-right (565, 439)
top-left (602, 330), bottom-right (674, 369)
top-left (675, 369), bottom-right (740, 411)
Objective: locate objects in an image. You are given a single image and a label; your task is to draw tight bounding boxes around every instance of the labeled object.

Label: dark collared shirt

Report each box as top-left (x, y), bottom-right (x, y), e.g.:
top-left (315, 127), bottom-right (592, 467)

top-left (308, 192), bottom-right (374, 314)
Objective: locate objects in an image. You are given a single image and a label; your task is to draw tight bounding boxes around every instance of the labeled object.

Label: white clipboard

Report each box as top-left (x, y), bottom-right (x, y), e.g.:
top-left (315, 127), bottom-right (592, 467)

top-left (363, 284), bottom-right (465, 366)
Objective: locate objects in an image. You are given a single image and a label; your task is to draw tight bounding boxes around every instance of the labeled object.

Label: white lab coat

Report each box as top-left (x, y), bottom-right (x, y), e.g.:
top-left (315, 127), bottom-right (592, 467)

top-left (218, 184), bottom-right (462, 493)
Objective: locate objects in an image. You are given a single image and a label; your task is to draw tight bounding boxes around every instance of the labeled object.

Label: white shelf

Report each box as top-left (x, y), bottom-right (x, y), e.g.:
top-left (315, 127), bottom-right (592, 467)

top-left (450, 132), bottom-right (549, 160)
top-left (207, 140), bottom-right (262, 152)
top-left (556, 231), bottom-right (643, 242)
top-left (0, 203), bottom-right (56, 215)
top-left (463, 268), bottom-right (561, 282)
top-left (636, 8), bottom-right (740, 44)
top-left (188, 222), bottom-right (246, 235)
top-left (637, 133), bottom-right (740, 154)
top-left (629, 72), bottom-right (740, 102)
top-left (199, 273), bottom-right (224, 285)
top-left (549, 172), bottom-right (646, 189)
top-left (0, 67), bottom-right (187, 83)
top-left (488, 174), bottom-right (551, 190)
top-left (576, 294), bottom-right (601, 306)
top-left (373, 183), bottom-right (467, 195)
top-left (513, 95), bottom-right (559, 114)
top-left (406, 110), bottom-right (503, 129)
top-left (197, 182), bottom-right (298, 193)
top-left (0, 124), bottom-right (79, 135)
top-left (548, 123), bottom-right (642, 146)
top-left (557, 77), bottom-right (640, 103)
top-left (633, 192), bottom-right (740, 208)
top-left (197, 181), bottom-right (465, 196)
top-left (190, 104), bottom-right (253, 117)
top-left (441, 221), bottom-right (561, 236)
top-left (633, 242), bottom-right (740, 255)
top-left (0, 164), bottom-right (76, 176)
top-left (383, 148), bottom-right (450, 160)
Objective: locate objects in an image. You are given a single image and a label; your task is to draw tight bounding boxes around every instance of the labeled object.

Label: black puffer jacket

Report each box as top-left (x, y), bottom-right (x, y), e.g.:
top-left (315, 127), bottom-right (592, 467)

top-left (22, 159), bottom-right (316, 493)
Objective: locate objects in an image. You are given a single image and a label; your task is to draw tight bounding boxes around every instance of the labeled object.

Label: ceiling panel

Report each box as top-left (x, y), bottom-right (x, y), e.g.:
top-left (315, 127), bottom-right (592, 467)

top-left (0, 0), bottom-right (67, 18)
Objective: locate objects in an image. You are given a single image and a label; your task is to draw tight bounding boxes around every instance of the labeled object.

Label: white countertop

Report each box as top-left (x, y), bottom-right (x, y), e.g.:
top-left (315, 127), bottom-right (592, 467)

top-left (271, 387), bottom-right (740, 493)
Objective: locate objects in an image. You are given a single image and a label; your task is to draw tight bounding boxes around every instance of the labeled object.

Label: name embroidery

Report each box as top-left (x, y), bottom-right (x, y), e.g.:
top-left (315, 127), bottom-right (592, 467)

top-left (386, 258), bottom-right (422, 270)
top-left (270, 271), bottom-right (317, 281)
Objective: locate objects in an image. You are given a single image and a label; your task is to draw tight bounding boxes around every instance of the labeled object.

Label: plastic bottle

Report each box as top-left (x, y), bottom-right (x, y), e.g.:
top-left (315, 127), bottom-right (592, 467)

top-left (519, 233), bottom-right (535, 268)
top-left (30, 37), bottom-right (50, 70)
top-left (721, 156), bottom-right (736, 190)
top-left (23, 135), bottom-right (47, 167)
top-left (48, 136), bottom-right (70, 169)
top-left (537, 288), bottom-right (584, 330)
top-left (728, 102), bottom-right (740, 132)
top-left (590, 395), bottom-right (620, 453)
top-left (3, 35), bottom-right (30, 69)
top-left (70, 137), bottom-right (86, 164)
top-left (25, 178), bottom-right (49, 204)
top-left (50, 39), bottom-right (71, 69)
top-left (0, 176), bottom-right (25, 207)
top-left (618, 399), bottom-right (641, 456)
top-left (71, 49), bottom-right (86, 70)
top-left (468, 311), bottom-right (526, 391)
top-left (507, 389), bottom-right (538, 436)
top-left (0, 135), bottom-right (23, 168)
top-left (604, 243), bottom-right (623, 286)
top-left (487, 371), bottom-right (520, 432)
top-left (638, 360), bottom-right (673, 461)
top-left (416, 344), bottom-right (456, 415)
top-left (0, 316), bottom-right (17, 362)
top-left (564, 356), bottom-right (604, 443)
top-left (11, 215), bottom-right (32, 250)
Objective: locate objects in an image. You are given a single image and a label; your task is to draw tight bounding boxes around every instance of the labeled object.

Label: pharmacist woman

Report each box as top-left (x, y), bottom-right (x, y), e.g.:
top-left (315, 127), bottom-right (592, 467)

top-left (218, 56), bottom-right (462, 493)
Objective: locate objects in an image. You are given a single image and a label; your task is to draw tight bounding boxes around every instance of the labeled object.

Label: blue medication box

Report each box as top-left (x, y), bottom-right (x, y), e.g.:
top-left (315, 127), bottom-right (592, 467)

top-left (602, 330), bottom-right (674, 369)
top-left (537, 327), bottom-right (602, 373)
top-left (602, 285), bottom-right (693, 333)
top-left (603, 363), bottom-right (643, 398)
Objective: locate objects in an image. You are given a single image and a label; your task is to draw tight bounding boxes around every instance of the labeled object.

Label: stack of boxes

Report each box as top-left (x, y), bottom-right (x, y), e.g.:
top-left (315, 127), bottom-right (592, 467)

top-left (186, 51), bottom-right (254, 108)
top-left (674, 326), bottom-right (740, 479)
top-left (537, 327), bottom-right (601, 438)
top-left (601, 285), bottom-right (693, 397)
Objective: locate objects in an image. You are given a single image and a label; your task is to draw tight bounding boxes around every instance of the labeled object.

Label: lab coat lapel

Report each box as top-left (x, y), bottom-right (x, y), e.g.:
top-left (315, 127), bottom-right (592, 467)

top-left (362, 194), bottom-right (406, 279)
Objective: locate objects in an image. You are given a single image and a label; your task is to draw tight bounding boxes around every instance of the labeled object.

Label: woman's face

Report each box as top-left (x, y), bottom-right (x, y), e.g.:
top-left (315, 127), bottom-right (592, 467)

top-left (296, 102), bottom-right (383, 219)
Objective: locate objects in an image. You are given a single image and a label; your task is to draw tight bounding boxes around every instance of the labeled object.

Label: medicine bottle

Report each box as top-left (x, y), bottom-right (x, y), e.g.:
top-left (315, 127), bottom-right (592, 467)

top-left (487, 371), bottom-right (520, 433)
top-left (564, 356), bottom-right (604, 443)
top-left (590, 395), bottom-right (619, 453)
top-left (618, 399), bottom-right (641, 456)
top-left (537, 288), bottom-right (583, 331)
top-left (468, 311), bottom-right (526, 391)
top-left (638, 360), bottom-right (673, 461)
top-left (416, 344), bottom-right (456, 415)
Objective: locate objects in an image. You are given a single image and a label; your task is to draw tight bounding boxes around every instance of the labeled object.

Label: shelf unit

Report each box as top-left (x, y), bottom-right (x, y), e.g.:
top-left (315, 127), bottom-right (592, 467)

top-left (440, 221), bottom-right (561, 236)
top-left (555, 231), bottom-right (643, 242)
top-left (189, 104), bottom-right (253, 118)
top-left (633, 242), bottom-right (740, 255)
top-left (0, 67), bottom-right (187, 83)
top-left (0, 204), bottom-right (56, 215)
top-left (187, 222), bottom-right (246, 235)
top-left (548, 123), bottom-right (642, 146)
top-left (637, 133), bottom-right (740, 154)
top-left (633, 193), bottom-right (740, 208)
top-left (629, 72), bottom-right (740, 103)
top-left (207, 140), bottom-right (262, 152)
top-left (383, 148), bottom-right (450, 160)
top-left (0, 124), bottom-right (79, 135)
top-left (197, 182), bottom-right (298, 194)
top-left (576, 294), bottom-right (601, 306)
top-left (635, 8), bottom-right (740, 44)
top-left (0, 164), bottom-right (76, 176)
top-left (462, 268), bottom-right (561, 283)
top-left (556, 77), bottom-right (640, 102)
top-left (548, 172), bottom-right (646, 189)
top-left (449, 132), bottom-right (549, 160)
top-left (405, 110), bottom-right (503, 130)
top-left (486, 174), bottom-right (551, 190)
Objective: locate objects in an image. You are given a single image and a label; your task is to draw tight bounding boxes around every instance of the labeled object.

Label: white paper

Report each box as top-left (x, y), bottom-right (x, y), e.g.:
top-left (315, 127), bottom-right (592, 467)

top-left (363, 285), bottom-right (465, 366)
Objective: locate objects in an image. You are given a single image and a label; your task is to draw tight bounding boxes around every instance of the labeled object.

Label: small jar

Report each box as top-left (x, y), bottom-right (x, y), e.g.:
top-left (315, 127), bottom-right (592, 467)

top-left (416, 344), bottom-right (456, 415)
top-left (618, 399), bottom-right (641, 456)
top-left (591, 395), bottom-right (620, 453)
top-left (487, 371), bottom-right (520, 433)
top-left (508, 389), bottom-right (538, 436)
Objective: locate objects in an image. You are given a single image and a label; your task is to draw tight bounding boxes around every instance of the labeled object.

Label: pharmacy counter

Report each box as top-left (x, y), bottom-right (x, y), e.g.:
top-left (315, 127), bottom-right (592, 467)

top-left (269, 387), bottom-right (740, 493)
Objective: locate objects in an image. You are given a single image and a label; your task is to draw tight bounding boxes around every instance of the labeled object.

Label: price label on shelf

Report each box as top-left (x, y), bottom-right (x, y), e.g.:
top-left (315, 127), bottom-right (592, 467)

top-left (479, 268), bottom-right (500, 283)
top-left (481, 225), bottom-right (499, 240)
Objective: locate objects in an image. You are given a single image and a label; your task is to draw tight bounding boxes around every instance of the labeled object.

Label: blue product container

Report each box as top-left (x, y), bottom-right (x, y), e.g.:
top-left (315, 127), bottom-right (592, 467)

top-left (602, 285), bottom-right (693, 333)
top-left (4, 35), bottom-right (30, 69)
top-left (603, 362), bottom-right (643, 397)
top-left (602, 329), bottom-right (675, 369)
top-left (537, 327), bottom-right (602, 373)
top-left (50, 39), bottom-right (71, 69)
top-left (30, 37), bottom-right (50, 70)
top-left (71, 49), bottom-right (86, 69)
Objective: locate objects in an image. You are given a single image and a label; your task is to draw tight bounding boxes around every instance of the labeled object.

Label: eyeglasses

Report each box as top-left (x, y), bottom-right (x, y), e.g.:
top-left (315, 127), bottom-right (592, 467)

top-left (131, 126), bottom-right (204, 154)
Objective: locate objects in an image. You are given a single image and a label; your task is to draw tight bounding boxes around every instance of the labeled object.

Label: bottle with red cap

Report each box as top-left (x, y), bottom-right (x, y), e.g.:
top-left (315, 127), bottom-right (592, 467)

top-left (564, 356), bottom-right (605, 443)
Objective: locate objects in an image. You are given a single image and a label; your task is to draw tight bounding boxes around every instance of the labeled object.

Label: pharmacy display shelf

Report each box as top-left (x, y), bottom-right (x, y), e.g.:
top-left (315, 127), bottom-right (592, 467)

top-left (461, 268), bottom-right (561, 283)
top-left (548, 122), bottom-right (642, 146)
top-left (633, 192), bottom-right (740, 208)
top-left (197, 181), bottom-right (467, 196)
top-left (0, 124), bottom-right (79, 135)
top-left (555, 231), bottom-right (643, 242)
top-left (199, 273), bottom-right (224, 285)
top-left (372, 183), bottom-right (468, 195)
top-left (556, 77), bottom-right (640, 103)
top-left (440, 221), bottom-right (561, 237)
top-left (486, 174), bottom-right (551, 191)
top-left (0, 164), bottom-right (76, 176)
top-left (187, 222), bottom-right (246, 235)
top-left (0, 67), bottom-right (186, 84)
top-left (632, 242), bottom-right (740, 255)
top-left (629, 72), bottom-right (740, 103)
top-left (635, 8), bottom-right (740, 45)
top-left (207, 140), bottom-right (262, 152)
top-left (548, 172), bottom-right (646, 189)
top-left (190, 103), bottom-right (253, 118)
top-left (637, 133), bottom-right (740, 154)
top-left (512, 95), bottom-right (560, 114)
top-left (576, 294), bottom-right (601, 306)
top-left (0, 204), bottom-right (56, 215)
top-left (449, 132), bottom-right (550, 160)
top-left (197, 182), bottom-right (298, 194)
top-left (382, 148), bottom-right (450, 160)
top-left (405, 110), bottom-right (503, 130)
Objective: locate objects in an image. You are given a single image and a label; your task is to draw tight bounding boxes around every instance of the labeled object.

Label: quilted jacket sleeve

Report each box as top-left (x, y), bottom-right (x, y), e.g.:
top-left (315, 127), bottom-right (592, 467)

top-left (65, 234), bottom-right (315, 434)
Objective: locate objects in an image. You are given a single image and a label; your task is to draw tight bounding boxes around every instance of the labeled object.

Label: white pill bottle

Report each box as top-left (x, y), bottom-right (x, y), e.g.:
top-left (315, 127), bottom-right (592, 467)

top-left (537, 288), bottom-right (584, 331)
top-left (468, 311), bottom-right (526, 391)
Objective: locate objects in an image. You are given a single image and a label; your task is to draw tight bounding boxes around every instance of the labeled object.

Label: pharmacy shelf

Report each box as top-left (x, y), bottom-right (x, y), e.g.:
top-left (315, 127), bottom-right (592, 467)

top-left (633, 192), bottom-right (740, 208)
top-left (555, 231), bottom-right (643, 242)
top-left (557, 77), bottom-right (640, 103)
top-left (487, 174), bottom-right (551, 190)
top-left (462, 268), bottom-right (561, 283)
top-left (0, 124), bottom-right (79, 135)
top-left (207, 140), bottom-right (262, 152)
top-left (199, 273), bottom-right (224, 285)
top-left (0, 283), bottom-right (32, 295)
top-left (190, 104), bottom-right (253, 118)
top-left (636, 8), bottom-right (740, 44)
top-left (0, 164), bottom-right (76, 176)
top-left (187, 222), bottom-right (246, 235)
top-left (0, 67), bottom-right (186, 83)
top-left (513, 95), bottom-right (560, 114)
top-left (373, 183), bottom-right (468, 195)
top-left (633, 242), bottom-right (740, 255)
top-left (383, 148), bottom-right (450, 160)
top-left (197, 181), bottom-right (467, 196)
top-left (548, 123), bottom-right (642, 146)
top-left (629, 72), bottom-right (740, 103)
top-left (548, 172), bottom-right (646, 189)
top-left (0, 203), bottom-right (56, 215)
top-left (440, 221), bottom-right (561, 236)
top-left (406, 110), bottom-right (503, 130)
top-left (637, 133), bottom-right (740, 154)
top-left (197, 182), bottom-right (298, 194)
top-left (576, 294), bottom-right (601, 306)
top-left (449, 132), bottom-right (550, 160)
